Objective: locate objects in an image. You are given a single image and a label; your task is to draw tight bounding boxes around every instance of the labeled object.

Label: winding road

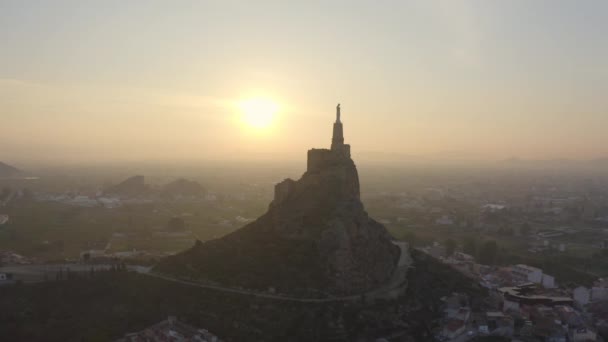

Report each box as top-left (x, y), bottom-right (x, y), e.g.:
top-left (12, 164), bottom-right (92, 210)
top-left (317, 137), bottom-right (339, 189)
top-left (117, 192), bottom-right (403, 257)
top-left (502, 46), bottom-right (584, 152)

top-left (141, 241), bottom-right (411, 303)
top-left (0, 242), bottom-right (411, 303)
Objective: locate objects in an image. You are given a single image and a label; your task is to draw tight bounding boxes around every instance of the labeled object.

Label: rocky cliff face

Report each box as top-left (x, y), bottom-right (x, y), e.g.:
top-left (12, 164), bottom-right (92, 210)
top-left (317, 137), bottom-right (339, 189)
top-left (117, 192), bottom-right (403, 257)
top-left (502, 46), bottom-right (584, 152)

top-left (269, 149), bottom-right (398, 293)
top-left (156, 149), bottom-right (399, 295)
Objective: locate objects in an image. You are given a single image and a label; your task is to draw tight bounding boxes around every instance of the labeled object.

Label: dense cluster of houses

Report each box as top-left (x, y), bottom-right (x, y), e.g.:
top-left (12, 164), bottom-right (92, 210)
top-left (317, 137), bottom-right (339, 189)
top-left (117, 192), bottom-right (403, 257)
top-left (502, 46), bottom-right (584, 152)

top-left (114, 316), bottom-right (221, 342)
top-left (0, 250), bottom-right (33, 265)
top-left (421, 244), bottom-right (607, 341)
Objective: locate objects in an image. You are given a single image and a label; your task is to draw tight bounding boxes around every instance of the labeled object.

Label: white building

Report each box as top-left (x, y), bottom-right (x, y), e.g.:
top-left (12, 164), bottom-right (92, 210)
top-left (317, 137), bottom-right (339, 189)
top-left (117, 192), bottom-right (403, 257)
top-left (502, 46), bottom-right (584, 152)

top-left (482, 204), bottom-right (506, 212)
top-left (542, 274), bottom-right (557, 289)
top-left (435, 215), bottom-right (454, 226)
top-left (573, 286), bottom-right (590, 306)
top-left (0, 272), bottom-right (14, 285)
top-left (80, 249), bottom-right (107, 261)
top-left (512, 264), bottom-right (543, 284)
top-left (503, 298), bottom-right (520, 312)
top-left (591, 287), bottom-right (608, 302)
top-left (571, 328), bottom-right (597, 342)
top-left (575, 279), bottom-right (608, 304)
top-left (595, 278), bottom-right (608, 287)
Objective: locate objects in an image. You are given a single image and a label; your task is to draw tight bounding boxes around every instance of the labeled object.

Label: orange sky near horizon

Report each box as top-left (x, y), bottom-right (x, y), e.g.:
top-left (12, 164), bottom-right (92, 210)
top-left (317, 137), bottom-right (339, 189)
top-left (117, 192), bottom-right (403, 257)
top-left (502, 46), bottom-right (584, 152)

top-left (1, 1), bottom-right (607, 163)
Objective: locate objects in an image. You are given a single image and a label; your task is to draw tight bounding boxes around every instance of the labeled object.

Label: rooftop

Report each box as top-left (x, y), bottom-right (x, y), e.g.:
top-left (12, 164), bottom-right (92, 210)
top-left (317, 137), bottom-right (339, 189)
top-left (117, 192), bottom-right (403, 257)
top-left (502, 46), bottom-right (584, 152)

top-left (514, 264), bottom-right (542, 272)
top-left (115, 316), bottom-right (221, 342)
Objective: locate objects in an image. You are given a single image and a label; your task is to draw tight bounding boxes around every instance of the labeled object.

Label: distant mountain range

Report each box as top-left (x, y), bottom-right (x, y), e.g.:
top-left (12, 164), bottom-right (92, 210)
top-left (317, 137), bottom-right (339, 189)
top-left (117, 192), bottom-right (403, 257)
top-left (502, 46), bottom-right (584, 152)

top-left (161, 178), bottom-right (206, 197)
top-left (502, 157), bottom-right (608, 167)
top-left (104, 175), bottom-right (206, 197)
top-left (356, 151), bottom-right (608, 167)
top-left (0, 162), bottom-right (23, 178)
top-left (104, 175), bottom-right (149, 196)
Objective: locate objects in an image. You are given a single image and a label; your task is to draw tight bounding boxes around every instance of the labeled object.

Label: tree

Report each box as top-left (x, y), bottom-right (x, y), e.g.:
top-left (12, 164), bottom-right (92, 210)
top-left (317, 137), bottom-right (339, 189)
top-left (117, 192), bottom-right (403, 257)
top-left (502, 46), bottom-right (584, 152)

top-left (20, 188), bottom-right (34, 201)
top-left (445, 238), bottom-right (457, 257)
top-left (167, 217), bottom-right (186, 232)
top-left (520, 222), bottom-right (531, 235)
top-left (401, 232), bottom-right (418, 246)
top-left (0, 187), bottom-right (11, 201)
top-left (498, 227), bottom-right (514, 236)
top-left (479, 240), bottom-right (499, 265)
top-left (463, 237), bottom-right (478, 257)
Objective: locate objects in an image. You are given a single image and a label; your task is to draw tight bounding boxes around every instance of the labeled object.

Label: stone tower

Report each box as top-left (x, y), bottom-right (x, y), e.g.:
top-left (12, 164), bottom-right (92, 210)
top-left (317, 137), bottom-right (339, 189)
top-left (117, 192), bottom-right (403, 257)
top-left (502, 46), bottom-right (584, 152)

top-left (307, 104), bottom-right (351, 173)
top-left (331, 103), bottom-right (344, 150)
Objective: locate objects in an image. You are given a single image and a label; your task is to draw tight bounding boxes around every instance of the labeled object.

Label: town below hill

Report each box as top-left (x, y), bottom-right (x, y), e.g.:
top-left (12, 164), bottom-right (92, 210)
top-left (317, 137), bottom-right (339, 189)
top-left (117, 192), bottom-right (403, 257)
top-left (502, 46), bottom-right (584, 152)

top-left (1, 159), bottom-right (608, 340)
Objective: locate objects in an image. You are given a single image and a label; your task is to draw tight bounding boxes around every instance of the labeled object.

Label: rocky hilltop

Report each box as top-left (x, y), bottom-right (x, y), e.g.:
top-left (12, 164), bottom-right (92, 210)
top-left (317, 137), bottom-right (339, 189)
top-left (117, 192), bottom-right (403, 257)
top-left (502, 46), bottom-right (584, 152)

top-left (161, 178), bottom-right (205, 198)
top-left (155, 105), bottom-right (400, 295)
top-left (105, 175), bottom-right (148, 197)
top-left (0, 161), bottom-right (23, 178)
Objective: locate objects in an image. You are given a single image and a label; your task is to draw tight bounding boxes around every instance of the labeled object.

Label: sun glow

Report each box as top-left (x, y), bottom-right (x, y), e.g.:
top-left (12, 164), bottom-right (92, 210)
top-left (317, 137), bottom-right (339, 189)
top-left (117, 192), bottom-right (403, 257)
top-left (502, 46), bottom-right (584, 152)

top-left (238, 97), bottom-right (279, 130)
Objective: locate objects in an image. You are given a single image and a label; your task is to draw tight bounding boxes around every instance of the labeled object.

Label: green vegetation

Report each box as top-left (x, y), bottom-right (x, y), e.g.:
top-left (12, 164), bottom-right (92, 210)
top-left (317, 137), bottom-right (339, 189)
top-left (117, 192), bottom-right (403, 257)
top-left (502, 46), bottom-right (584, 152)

top-left (154, 213), bottom-right (331, 296)
top-left (0, 197), bottom-right (266, 260)
top-left (463, 236), bottom-right (478, 257)
top-left (0, 249), bottom-right (485, 342)
top-left (385, 221), bottom-right (606, 286)
top-left (0, 271), bottom-right (327, 341)
top-left (478, 240), bottom-right (498, 265)
top-left (445, 238), bottom-right (456, 256)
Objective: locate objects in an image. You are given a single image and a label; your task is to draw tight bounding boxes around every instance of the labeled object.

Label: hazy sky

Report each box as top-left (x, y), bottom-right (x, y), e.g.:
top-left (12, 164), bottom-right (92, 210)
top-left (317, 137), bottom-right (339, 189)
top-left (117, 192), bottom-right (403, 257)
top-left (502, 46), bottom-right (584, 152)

top-left (1, 0), bottom-right (607, 163)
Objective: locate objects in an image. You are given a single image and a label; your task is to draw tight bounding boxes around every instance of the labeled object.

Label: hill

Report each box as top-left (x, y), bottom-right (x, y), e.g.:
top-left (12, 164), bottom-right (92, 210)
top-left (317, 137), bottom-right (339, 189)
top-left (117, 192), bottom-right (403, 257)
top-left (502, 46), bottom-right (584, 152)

top-left (105, 175), bottom-right (148, 197)
top-left (0, 162), bottom-right (22, 178)
top-left (161, 178), bottom-right (205, 198)
top-left (0, 251), bottom-right (485, 341)
top-left (155, 107), bottom-right (400, 296)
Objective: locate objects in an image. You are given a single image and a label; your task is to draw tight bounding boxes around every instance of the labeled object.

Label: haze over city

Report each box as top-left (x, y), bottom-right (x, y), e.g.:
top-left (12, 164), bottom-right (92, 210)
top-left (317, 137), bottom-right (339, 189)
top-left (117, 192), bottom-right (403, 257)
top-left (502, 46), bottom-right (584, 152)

top-left (2, 0), bottom-right (607, 163)
top-left (4, 1), bottom-right (608, 342)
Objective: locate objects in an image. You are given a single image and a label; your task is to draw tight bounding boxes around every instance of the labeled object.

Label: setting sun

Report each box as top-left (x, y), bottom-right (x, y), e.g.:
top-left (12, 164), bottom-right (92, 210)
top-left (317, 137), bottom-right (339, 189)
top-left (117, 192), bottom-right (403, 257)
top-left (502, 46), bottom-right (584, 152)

top-left (238, 97), bottom-right (279, 130)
